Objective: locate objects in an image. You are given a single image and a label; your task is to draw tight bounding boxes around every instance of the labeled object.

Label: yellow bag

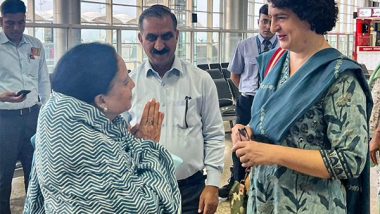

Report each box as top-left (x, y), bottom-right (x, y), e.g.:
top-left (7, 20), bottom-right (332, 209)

top-left (230, 173), bottom-right (250, 214)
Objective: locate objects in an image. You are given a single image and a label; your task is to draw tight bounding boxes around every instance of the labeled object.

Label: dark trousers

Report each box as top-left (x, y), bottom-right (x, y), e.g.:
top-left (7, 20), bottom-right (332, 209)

top-left (233, 95), bottom-right (254, 181)
top-left (0, 105), bottom-right (39, 214)
top-left (178, 171), bottom-right (206, 214)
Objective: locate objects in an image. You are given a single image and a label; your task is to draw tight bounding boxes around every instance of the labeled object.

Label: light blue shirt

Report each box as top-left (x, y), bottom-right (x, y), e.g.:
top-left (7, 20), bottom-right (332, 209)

top-left (0, 32), bottom-right (51, 109)
top-left (126, 56), bottom-right (225, 187)
top-left (228, 34), bottom-right (279, 96)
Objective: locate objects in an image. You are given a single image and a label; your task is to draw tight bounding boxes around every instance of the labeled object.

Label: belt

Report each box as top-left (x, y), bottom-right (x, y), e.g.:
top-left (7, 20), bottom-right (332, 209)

top-left (177, 171), bottom-right (206, 186)
top-left (0, 104), bottom-right (40, 116)
top-left (241, 93), bottom-right (254, 98)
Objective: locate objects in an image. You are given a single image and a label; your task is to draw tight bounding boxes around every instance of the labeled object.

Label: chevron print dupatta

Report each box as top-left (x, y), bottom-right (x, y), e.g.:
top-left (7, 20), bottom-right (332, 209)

top-left (24, 92), bottom-right (180, 213)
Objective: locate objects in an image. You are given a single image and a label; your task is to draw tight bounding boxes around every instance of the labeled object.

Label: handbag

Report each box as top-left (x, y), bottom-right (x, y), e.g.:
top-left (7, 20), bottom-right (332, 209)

top-left (230, 171), bottom-right (250, 214)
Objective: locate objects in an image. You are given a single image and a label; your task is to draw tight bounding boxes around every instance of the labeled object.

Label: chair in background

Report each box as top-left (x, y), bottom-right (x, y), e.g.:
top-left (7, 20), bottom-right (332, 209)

top-left (213, 79), bottom-right (237, 129)
top-left (206, 68), bottom-right (224, 79)
top-left (221, 68), bottom-right (231, 79)
top-left (220, 68), bottom-right (240, 102)
top-left (221, 62), bottom-right (229, 69)
top-left (197, 64), bottom-right (210, 70)
top-left (227, 78), bottom-right (241, 101)
top-left (209, 63), bottom-right (222, 71)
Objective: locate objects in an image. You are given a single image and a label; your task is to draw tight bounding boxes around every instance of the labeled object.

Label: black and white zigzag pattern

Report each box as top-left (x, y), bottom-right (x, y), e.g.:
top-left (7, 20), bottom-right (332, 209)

top-left (24, 92), bottom-right (180, 213)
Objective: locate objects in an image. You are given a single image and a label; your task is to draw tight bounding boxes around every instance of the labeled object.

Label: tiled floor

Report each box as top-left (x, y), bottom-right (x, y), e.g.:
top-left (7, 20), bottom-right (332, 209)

top-left (9, 131), bottom-right (379, 213)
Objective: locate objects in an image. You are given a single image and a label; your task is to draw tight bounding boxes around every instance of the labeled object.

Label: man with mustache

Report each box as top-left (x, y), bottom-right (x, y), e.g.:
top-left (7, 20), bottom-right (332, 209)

top-left (219, 4), bottom-right (279, 200)
top-left (127, 4), bottom-right (225, 214)
top-left (0, 0), bottom-right (50, 213)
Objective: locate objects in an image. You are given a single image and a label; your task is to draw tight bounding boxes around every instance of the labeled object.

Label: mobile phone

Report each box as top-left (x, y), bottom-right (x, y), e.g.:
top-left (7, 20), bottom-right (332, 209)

top-left (16, 90), bottom-right (31, 97)
top-left (238, 128), bottom-right (248, 140)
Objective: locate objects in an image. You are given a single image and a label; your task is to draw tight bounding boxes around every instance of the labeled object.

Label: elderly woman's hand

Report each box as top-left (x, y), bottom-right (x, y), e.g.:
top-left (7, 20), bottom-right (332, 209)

top-left (131, 99), bottom-right (164, 142)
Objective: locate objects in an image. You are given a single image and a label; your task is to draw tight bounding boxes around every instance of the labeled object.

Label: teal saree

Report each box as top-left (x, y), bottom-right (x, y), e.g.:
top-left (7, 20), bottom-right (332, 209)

top-left (247, 48), bottom-right (372, 214)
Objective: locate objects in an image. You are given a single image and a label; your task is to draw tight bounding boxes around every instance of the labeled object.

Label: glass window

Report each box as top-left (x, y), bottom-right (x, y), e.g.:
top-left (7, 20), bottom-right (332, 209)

top-left (113, 0), bottom-right (137, 5)
top-left (348, 34), bottom-right (354, 58)
top-left (221, 32), bottom-right (242, 63)
top-left (339, 34), bottom-right (348, 56)
top-left (194, 32), bottom-right (219, 64)
top-left (194, 32), bottom-right (208, 64)
top-left (194, 0), bottom-right (208, 12)
top-left (143, 0), bottom-right (165, 7)
top-left (81, 29), bottom-right (112, 43)
top-left (173, 9), bottom-right (188, 28)
top-left (327, 34), bottom-right (338, 49)
top-left (120, 30), bottom-right (141, 71)
top-left (213, 0), bottom-right (221, 13)
top-left (113, 5), bottom-right (138, 25)
top-left (177, 31), bottom-right (191, 63)
top-left (213, 13), bottom-right (220, 28)
top-left (248, 1), bottom-right (264, 30)
top-left (30, 27), bottom-right (56, 72)
top-left (210, 32), bottom-right (220, 62)
top-left (0, 0), bottom-right (364, 69)
top-left (34, 0), bottom-right (53, 23)
top-left (194, 12), bottom-right (207, 28)
top-left (81, 2), bottom-right (108, 24)
top-left (82, 0), bottom-right (106, 3)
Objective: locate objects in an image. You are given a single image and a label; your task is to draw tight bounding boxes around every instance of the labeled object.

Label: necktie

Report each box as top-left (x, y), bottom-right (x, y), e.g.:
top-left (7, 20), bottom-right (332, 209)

top-left (263, 40), bottom-right (271, 53)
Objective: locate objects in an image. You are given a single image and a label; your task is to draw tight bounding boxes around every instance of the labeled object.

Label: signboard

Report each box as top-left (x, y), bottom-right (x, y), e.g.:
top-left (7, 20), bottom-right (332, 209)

top-left (358, 7), bottom-right (380, 18)
top-left (358, 47), bottom-right (380, 51)
top-left (357, 46), bottom-right (380, 71)
top-left (374, 8), bottom-right (380, 17)
top-left (358, 8), bottom-right (372, 17)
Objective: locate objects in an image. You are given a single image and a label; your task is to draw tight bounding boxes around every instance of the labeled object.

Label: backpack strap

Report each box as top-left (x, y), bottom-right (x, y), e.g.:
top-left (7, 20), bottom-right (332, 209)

top-left (264, 48), bottom-right (286, 78)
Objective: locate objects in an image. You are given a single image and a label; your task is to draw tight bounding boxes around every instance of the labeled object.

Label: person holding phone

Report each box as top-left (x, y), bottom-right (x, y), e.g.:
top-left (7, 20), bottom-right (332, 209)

top-left (0, 1), bottom-right (50, 213)
top-left (0, 90), bottom-right (31, 103)
top-left (0, 92), bottom-right (24, 103)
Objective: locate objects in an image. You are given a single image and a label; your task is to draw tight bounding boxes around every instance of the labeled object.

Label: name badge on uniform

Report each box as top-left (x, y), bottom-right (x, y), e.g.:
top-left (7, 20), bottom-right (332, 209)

top-left (30, 47), bottom-right (41, 60)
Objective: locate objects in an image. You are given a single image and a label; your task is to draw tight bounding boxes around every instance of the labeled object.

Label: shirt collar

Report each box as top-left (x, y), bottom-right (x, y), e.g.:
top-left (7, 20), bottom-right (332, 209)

top-left (258, 33), bottom-right (277, 44)
top-left (144, 56), bottom-right (184, 78)
top-left (0, 32), bottom-right (28, 45)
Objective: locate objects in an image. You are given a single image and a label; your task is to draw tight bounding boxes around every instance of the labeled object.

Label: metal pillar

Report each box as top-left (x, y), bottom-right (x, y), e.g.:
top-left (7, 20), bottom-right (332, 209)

top-left (54, 0), bottom-right (81, 60)
top-left (223, 0), bottom-right (247, 62)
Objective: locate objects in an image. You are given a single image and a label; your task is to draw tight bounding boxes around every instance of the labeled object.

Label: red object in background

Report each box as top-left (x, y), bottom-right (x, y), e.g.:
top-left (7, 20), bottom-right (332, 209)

top-left (354, 19), bottom-right (372, 60)
top-left (356, 19), bottom-right (371, 46)
top-left (357, 34), bottom-right (371, 46)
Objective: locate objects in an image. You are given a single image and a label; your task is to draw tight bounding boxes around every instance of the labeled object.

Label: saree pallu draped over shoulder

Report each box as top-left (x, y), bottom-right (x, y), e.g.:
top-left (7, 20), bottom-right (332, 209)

top-left (246, 48), bottom-right (372, 214)
top-left (23, 92), bottom-right (181, 214)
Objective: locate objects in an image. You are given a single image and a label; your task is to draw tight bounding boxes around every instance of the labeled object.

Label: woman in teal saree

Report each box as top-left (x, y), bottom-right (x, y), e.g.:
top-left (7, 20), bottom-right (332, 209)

top-left (231, 0), bottom-right (372, 213)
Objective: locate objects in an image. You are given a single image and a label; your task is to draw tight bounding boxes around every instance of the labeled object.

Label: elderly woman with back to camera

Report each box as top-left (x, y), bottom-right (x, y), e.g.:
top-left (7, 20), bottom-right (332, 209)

top-left (231, 0), bottom-right (372, 213)
top-left (23, 43), bottom-right (180, 213)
